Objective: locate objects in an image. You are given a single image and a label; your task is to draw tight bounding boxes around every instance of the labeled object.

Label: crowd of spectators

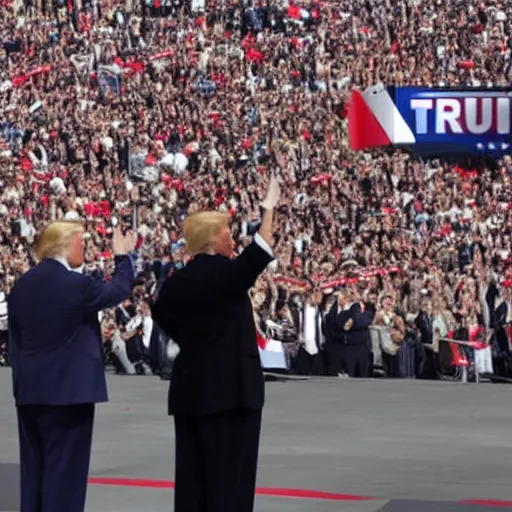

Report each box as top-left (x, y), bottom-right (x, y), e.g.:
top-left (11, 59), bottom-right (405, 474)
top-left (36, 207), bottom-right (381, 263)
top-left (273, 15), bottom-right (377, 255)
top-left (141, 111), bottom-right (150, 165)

top-left (1, 0), bottom-right (512, 379)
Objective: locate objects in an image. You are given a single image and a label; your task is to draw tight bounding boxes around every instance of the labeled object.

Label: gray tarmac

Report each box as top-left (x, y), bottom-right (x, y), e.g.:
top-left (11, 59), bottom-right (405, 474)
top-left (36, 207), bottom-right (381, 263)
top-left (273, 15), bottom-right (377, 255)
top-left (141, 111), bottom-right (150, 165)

top-left (1, 369), bottom-right (512, 512)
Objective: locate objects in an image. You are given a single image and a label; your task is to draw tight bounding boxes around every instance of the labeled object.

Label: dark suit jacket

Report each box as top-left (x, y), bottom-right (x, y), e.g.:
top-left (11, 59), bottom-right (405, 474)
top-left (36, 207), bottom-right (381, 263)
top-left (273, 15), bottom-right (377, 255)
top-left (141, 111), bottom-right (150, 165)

top-left (415, 310), bottom-right (433, 345)
top-left (325, 302), bottom-right (376, 346)
top-left (8, 256), bottom-right (134, 406)
top-left (345, 302), bottom-right (376, 346)
top-left (152, 241), bottom-right (273, 416)
top-left (324, 301), bottom-right (351, 344)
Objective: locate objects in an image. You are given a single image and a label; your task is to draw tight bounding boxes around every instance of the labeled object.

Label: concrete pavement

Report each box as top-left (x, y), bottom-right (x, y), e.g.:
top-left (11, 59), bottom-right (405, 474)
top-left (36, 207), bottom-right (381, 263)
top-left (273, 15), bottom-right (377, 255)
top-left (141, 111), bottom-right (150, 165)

top-left (1, 370), bottom-right (512, 511)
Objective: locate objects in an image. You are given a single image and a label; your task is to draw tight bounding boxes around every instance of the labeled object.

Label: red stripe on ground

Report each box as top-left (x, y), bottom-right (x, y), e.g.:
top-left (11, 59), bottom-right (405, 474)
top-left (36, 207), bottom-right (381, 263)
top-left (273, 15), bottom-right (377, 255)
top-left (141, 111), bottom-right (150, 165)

top-left (88, 478), bottom-right (373, 501)
top-left (88, 478), bottom-right (175, 489)
top-left (256, 487), bottom-right (374, 501)
top-left (459, 500), bottom-right (512, 508)
top-left (88, 478), bottom-right (512, 507)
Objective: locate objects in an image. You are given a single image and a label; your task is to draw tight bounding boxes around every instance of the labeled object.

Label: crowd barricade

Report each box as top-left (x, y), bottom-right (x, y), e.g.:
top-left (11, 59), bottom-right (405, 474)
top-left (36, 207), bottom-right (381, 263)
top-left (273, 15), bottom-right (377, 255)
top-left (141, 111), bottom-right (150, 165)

top-left (440, 337), bottom-right (489, 384)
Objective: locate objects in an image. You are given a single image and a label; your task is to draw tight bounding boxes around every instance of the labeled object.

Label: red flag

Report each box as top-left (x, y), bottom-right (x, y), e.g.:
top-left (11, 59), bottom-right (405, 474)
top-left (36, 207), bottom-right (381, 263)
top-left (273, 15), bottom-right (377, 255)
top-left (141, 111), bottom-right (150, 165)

top-left (256, 330), bottom-right (268, 350)
top-left (348, 90), bottom-right (391, 150)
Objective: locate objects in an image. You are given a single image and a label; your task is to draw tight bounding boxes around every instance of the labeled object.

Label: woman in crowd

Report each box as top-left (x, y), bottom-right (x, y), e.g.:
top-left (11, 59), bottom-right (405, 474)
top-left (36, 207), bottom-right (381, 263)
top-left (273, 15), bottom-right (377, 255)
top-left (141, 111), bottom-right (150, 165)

top-left (374, 294), bottom-right (406, 378)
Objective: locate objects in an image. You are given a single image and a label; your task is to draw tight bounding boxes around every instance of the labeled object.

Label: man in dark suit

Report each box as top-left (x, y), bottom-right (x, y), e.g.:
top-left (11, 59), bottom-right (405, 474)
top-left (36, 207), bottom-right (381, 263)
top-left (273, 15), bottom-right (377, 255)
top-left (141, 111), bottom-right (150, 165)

top-left (325, 288), bottom-right (376, 377)
top-left (343, 299), bottom-right (376, 377)
top-left (8, 220), bottom-right (137, 512)
top-left (152, 176), bottom-right (280, 512)
top-left (325, 290), bottom-right (349, 376)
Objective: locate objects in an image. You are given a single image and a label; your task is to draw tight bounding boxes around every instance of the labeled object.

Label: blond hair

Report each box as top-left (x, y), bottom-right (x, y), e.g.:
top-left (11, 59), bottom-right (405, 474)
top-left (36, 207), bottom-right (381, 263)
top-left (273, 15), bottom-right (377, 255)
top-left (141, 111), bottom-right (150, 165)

top-left (35, 220), bottom-right (85, 261)
top-left (183, 211), bottom-right (229, 255)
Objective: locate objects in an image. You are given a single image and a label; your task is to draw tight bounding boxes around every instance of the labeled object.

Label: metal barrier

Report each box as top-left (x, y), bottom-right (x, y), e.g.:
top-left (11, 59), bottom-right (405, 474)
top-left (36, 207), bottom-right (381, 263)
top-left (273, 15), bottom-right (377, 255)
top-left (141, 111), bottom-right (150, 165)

top-left (439, 337), bottom-right (489, 384)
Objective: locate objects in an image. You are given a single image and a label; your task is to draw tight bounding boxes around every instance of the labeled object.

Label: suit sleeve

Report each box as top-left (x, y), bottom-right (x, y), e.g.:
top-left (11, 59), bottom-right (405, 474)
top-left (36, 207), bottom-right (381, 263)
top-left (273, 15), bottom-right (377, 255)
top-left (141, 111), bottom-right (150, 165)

top-left (78, 255), bottom-right (135, 313)
top-left (151, 279), bottom-right (174, 336)
top-left (336, 309), bottom-right (353, 331)
top-left (221, 236), bottom-right (274, 295)
top-left (325, 302), bottom-right (350, 341)
top-left (325, 302), bottom-right (352, 330)
top-left (324, 302), bottom-right (337, 331)
top-left (7, 296), bottom-right (20, 398)
top-left (351, 303), bottom-right (376, 330)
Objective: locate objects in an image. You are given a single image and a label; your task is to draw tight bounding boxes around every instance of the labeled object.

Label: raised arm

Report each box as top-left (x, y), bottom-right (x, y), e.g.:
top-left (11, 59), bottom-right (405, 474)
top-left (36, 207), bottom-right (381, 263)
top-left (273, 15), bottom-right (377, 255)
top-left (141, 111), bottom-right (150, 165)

top-left (221, 174), bottom-right (281, 295)
top-left (77, 228), bottom-right (137, 313)
top-left (325, 300), bottom-right (352, 333)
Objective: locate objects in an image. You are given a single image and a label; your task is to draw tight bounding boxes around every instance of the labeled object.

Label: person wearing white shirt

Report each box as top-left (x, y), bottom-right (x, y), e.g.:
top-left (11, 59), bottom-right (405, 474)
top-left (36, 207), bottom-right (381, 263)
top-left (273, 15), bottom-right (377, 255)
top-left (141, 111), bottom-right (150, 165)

top-left (295, 290), bottom-right (326, 375)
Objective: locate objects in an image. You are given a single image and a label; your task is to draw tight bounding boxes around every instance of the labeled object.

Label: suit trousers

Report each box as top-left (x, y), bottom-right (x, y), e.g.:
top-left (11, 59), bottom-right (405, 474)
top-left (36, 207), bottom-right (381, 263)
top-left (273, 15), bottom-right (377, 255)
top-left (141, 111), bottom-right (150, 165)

top-left (326, 343), bottom-right (345, 375)
top-left (295, 346), bottom-right (325, 376)
top-left (342, 344), bottom-right (370, 378)
top-left (174, 406), bottom-right (262, 512)
top-left (17, 403), bottom-right (95, 512)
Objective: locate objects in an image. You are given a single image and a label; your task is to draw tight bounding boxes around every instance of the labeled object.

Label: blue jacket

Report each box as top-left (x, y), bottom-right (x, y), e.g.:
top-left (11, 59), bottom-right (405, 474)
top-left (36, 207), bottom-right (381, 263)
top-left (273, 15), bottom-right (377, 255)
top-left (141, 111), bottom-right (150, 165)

top-left (8, 256), bottom-right (134, 406)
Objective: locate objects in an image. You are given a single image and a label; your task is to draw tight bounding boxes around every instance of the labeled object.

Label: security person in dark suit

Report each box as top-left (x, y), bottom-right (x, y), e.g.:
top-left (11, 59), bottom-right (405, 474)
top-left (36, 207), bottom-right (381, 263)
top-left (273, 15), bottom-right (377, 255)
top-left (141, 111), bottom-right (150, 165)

top-left (324, 290), bottom-right (352, 376)
top-left (8, 220), bottom-right (137, 512)
top-left (325, 288), bottom-right (376, 377)
top-left (343, 299), bottom-right (376, 377)
top-left (152, 176), bottom-right (280, 512)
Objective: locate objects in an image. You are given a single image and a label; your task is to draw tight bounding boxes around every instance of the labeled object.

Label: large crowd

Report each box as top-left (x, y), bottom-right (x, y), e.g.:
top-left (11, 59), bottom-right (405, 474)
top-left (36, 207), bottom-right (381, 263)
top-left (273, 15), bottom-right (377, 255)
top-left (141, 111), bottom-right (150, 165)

top-left (1, 0), bottom-right (512, 379)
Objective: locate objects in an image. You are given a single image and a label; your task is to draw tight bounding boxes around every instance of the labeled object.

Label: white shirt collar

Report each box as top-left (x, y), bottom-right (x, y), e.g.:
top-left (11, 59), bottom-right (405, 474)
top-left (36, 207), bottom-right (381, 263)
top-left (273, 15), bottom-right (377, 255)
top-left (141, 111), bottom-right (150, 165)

top-left (53, 257), bottom-right (84, 274)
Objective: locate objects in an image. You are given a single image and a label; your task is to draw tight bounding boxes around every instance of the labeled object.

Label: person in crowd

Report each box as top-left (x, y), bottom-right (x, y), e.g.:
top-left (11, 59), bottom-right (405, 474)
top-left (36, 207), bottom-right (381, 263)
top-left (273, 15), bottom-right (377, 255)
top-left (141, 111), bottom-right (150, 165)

top-left (8, 220), bottom-right (137, 512)
top-left (0, 288), bottom-right (8, 366)
top-left (151, 175), bottom-right (280, 512)
top-left (415, 296), bottom-right (438, 378)
top-left (342, 287), bottom-right (376, 378)
top-left (494, 286), bottom-right (512, 377)
top-left (374, 294), bottom-right (407, 377)
top-left (324, 289), bottom-right (351, 377)
top-left (295, 289), bottom-right (326, 376)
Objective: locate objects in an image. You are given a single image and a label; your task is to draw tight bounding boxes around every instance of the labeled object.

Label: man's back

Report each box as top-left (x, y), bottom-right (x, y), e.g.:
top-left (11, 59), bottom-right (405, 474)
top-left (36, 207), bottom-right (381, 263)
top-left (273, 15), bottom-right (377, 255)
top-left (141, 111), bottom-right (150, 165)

top-left (9, 257), bottom-right (132, 406)
top-left (161, 255), bottom-right (259, 355)
top-left (11, 261), bottom-right (101, 352)
top-left (154, 244), bottom-right (272, 416)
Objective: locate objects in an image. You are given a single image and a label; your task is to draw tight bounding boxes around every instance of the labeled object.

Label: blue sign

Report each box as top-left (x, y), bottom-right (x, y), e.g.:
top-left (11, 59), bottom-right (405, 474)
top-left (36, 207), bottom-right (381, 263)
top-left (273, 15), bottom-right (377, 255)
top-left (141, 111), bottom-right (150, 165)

top-left (349, 85), bottom-right (512, 157)
top-left (391, 86), bottom-right (511, 155)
